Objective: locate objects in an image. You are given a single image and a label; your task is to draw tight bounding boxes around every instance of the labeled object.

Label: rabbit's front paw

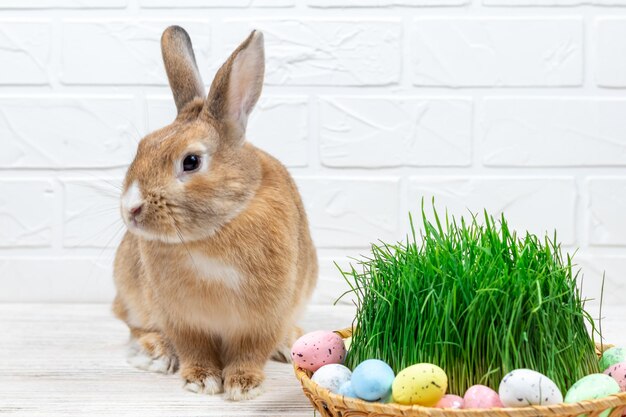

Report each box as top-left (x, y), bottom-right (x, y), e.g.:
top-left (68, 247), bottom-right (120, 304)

top-left (223, 368), bottom-right (264, 401)
top-left (181, 365), bottom-right (223, 395)
top-left (127, 331), bottom-right (178, 374)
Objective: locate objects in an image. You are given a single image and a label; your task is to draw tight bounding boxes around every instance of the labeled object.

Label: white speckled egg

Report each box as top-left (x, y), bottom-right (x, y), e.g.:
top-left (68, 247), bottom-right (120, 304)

top-left (499, 369), bottom-right (563, 407)
top-left (311, 364), bottom-right (352, 394)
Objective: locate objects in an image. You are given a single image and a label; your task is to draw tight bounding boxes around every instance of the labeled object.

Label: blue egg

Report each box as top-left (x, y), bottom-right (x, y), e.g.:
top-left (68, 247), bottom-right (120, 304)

top-left (351, 359), bottom-right (395, 401)
top-left (338, 380), bottom-right (357, 398)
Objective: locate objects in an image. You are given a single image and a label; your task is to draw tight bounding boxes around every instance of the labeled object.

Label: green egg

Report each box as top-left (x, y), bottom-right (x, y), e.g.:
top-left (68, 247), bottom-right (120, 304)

top-left (564, 374), bottom-right (620, 417)
top-left (600, 347), bottom-right (626, 372)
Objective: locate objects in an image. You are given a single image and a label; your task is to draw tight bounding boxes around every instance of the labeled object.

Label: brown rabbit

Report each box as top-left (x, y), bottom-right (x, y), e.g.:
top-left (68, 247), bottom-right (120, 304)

top-left (111, 26), bottom-right (318, 400)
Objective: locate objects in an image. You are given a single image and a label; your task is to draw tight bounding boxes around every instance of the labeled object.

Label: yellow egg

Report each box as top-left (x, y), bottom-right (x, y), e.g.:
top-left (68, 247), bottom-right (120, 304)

top-left (392, 363), bottom-right (447, 406)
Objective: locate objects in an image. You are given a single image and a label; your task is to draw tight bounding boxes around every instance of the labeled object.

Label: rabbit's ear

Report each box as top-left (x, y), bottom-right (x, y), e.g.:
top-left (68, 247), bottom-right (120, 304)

top-left (161, 26), bottom-right (206, 113)
top-left (205, 30), bottom-right (264, 141)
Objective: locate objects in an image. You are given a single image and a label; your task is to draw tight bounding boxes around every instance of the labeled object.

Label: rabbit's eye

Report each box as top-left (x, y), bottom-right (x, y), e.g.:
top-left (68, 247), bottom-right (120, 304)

top-left (183, 154), bottom-right (201, 172)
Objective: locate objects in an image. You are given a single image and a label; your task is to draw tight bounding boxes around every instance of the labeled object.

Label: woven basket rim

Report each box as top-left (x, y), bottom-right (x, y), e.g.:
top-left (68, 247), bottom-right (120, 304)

top-left (293, 327), bottom-right (626, 416)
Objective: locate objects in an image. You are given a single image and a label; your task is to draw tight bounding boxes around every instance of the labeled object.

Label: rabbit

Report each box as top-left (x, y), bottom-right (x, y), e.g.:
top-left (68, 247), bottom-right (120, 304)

top-left (111, 25), bottom-right (318, 401)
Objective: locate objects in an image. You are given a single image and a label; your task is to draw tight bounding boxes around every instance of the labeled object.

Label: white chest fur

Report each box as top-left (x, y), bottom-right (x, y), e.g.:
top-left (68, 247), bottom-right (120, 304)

top-left (189, 253), bottom-right (242, 291)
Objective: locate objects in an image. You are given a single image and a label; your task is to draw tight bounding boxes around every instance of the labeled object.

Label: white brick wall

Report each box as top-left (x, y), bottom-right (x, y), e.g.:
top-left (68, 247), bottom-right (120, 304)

top-left (2, 1), bottom-right (626, 309)
top-left (0, 96), bottom-right (136, 168)
top-left (222, 18), bottom-right (402, 86)
top-left (319, 96), bottom-right (472, 167)
top-left (412, 18), bottom-right (583, 87)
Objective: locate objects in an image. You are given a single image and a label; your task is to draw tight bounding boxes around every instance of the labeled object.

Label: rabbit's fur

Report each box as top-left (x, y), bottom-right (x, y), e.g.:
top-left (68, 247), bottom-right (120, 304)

top-left (112, 26), bottom-right (318, 401)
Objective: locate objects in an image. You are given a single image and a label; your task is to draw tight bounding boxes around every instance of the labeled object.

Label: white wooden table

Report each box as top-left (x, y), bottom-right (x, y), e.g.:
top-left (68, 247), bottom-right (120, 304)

top-left (1, 304), bottom-right (624, 417)
top-left (0, 304), bottom-right (355, 417)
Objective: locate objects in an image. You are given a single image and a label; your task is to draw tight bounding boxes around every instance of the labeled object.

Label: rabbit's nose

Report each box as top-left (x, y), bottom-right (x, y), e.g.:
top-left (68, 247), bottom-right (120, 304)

top-left (129, 204), bottom-right (143, 218)
top-left (122, 180), bottom-right (144, 220)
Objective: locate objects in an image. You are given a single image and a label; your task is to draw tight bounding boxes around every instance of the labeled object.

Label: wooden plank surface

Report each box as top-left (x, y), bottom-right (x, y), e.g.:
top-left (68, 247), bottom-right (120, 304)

top-left (0, 303), bottom-right (355, 417)
top-left (0, 303), bottom-right (624, 417)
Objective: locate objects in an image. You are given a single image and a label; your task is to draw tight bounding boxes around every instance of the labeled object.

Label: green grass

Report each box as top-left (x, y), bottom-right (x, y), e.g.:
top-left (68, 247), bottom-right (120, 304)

top-left (338, 202), bottom-right (600, 395)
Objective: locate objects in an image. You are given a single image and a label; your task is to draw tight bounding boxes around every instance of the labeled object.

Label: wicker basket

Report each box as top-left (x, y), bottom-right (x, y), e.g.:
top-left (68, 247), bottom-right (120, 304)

top-left (294, 328), bottom-right (626, 417)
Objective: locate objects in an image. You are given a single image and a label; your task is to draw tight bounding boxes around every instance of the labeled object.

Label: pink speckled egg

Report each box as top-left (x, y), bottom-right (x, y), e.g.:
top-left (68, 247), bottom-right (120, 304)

top-left (463, 385), bottom-right (504, 409)
top-left (291, 330), bottom-right (346, 372)
top-left (605, 361), bottom-right (626, 391)
top-left (436, 394), bottom-right (464, 409)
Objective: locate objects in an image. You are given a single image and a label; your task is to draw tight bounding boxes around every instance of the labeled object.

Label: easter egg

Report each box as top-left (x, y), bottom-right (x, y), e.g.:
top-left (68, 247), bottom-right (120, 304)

top-left (565, 374), bottom-right (620, 417)
top-left (338, 380), bottom-right (357, 398)
top-left (463, 385), bottom-right (504, 409)
top-left (351, 359), bottom-right (395, 401)
top-left (291, 330), bottom-right (346, 372)
top-left (311, 364), bottom-right (352, 394)
top-left (604, 362), bottom-right (626, 391)
top-left (600, 347), bottom-right (626, 372)
top-left (392, 363), bottom-right (447, 406)
top-left (498, 369), bottom-right (563, 407)
top-left (436, 394), bottom-right (464, 409)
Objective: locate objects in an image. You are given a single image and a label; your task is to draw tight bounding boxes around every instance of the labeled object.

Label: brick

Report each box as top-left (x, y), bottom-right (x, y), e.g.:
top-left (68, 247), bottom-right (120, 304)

top-left (0, 95), bottom-right (136, 169)
top-left (319, 96), bottom-right (472, 168)
top-left (595, 18), bottom-right (626, 87)
top-left (480, 98), bottom-right (626, 166)
top-left (222, 19), bottom-right (402, 86)
top-left (309, 0), bottom-right (467, 5)
top-left (0, 258), bottom-right (114, 302)
top-left (408, 177), bottom-right (577, 245)
top-left (587, 177), bottom-right (626, 246)
top-left (0, 180), bottom-right (55, 248)
top-left (63, 179), bottom-right (124, 248)
top-left (250, 96), bottom-right (309, 167)
top-left (296, 177), bottom-right (400, 248)
top-left (146, 95), bottom-right (309, 167)
top-left (141, 0), bottom-right (293, 6)
top-left (412, 18), bottom-right (583, 87)
top-left (0, 21), bottom-right (51, 85)
top-left (60, 19), bottom-right (210, 85)
top-left (0, 0), bottom-right (126, 7)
